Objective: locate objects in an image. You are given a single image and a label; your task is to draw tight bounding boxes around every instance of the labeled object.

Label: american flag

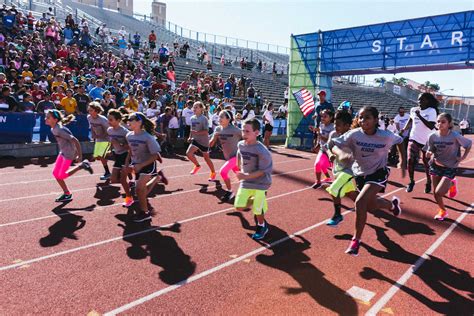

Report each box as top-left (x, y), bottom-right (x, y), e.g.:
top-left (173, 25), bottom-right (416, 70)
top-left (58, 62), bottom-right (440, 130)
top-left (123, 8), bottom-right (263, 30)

top-left (292, 88), bottom-right (315, 117)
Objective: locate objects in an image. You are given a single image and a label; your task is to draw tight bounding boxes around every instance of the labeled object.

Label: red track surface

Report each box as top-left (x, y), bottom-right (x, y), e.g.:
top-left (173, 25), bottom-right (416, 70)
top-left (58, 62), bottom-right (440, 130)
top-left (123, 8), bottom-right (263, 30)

top-left (0, 141), bottom-right (473, 315)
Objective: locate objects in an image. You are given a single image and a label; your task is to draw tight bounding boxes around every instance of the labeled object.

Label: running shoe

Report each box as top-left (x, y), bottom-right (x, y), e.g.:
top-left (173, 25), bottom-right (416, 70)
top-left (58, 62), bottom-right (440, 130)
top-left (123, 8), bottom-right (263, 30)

top-left (190, 165), bottom-right (201, 175)
top-left (312, 182), bottom-right (322, 189)
top-left (208, 172), bottom-right (216, 181)
top-left (327, 214), bottom-right (343, 227)
top-left (221, 190), bottom-right (235, 202)
top-left (434, 209), bottom-right (448, 221)
top-left (81, 160), bottom-right (94, 174)
top-left (122, 197), bottom-right (134, 207)
top-left (425, 181), bottom-right (432, 194)
top-left (252, 223), bottom-right (269, 240)
top-left (132, 211), bottom-right (152, 223)
top-left (448, 178), bottom-right (458, 198)
top-left (391, 196), bottom-right (402, 217)
top-left (345, 238), bottom-right (360, 256)
top-left (321, 177), bottom-right (333, 184)
top-left (100, 172), bottom-right (111, 181)
top-left (157, 170), bottom-right (169, 185)
top-left (55, 193), bottom-right (73, 202)
top-left (406, 181), bottom-right (415, 193)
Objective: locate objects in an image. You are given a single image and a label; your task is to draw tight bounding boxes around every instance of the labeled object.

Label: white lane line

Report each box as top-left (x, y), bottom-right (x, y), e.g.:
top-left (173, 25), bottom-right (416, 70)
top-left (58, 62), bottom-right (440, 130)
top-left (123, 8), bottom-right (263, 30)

top-left (346, 286), bottom-right (376, 303)
top-left (0, 156), bottom-right (312, 204)
top-left (103, 208), bottom-right (353, 316)
top-left (0, 186), bottom-right (313, 272)
top-left (0, 167), bottom-right (314, 228)
top-left (102, 178), bottom-right (413, 315)
top-left (366, 203), bottom-right (473, 316)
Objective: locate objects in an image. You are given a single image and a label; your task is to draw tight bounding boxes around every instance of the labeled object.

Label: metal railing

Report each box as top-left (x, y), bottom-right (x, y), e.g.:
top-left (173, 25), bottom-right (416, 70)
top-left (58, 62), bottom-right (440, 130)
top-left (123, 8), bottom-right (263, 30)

top-left (132, 13), bottom-right (290, 56)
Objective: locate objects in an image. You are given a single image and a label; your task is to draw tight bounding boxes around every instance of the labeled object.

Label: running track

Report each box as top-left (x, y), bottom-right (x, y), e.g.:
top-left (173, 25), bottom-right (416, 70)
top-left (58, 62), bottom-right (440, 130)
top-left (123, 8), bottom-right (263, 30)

top-left (0, 141), bottom-right (473, 315)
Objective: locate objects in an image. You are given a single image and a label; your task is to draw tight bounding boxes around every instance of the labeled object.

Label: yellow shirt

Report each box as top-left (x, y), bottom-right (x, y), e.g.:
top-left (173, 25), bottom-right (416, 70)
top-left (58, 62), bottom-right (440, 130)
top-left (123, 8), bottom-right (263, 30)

top-left (60, 96), bottom-right (77, 115)
top-left (124, 98), bottom-right (138, 112)
top-left (21, 71), bottom-right (33, 79)
top-left (52, 81), bottom-right (68, 91)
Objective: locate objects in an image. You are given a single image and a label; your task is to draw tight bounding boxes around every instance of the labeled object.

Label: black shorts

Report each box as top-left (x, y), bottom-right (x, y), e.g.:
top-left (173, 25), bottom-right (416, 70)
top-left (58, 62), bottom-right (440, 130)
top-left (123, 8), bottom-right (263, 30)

top-left (133, 161), bottom-right (157, 180)
top-left (355, 168), bottom-right (390, 193)
top-left (191, 140), bottom-right (209, 153)
top-left (264, 124), bottom-right (273, 133)
top-left (113, 151), bottom-right (128, 169)
top-left (429, 163), bottom-right (457, 180)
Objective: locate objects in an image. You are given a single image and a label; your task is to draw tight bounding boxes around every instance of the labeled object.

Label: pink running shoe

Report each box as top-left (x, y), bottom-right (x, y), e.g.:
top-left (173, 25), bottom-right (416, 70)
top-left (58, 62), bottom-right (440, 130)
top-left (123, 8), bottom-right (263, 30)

top-left (190, 165), bottom-right (201, 175)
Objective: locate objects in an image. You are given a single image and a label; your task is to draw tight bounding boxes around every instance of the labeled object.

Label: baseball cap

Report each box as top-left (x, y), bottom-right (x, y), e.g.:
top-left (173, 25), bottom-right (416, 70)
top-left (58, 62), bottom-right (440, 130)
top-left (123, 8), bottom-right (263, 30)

top-left (317, 90), bottom-right (326, 96)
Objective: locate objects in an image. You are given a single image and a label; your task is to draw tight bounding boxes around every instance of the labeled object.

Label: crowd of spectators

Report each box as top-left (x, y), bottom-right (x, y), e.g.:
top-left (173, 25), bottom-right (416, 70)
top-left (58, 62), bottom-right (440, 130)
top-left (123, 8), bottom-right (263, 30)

top-left (0, 4), bottom-right (287, 149)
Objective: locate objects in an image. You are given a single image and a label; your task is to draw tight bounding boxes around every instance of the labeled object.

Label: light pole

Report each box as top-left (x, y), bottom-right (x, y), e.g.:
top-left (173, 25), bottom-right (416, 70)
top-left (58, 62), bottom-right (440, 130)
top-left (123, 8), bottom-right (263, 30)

top-left (439, 88), bottom-right (454, 95)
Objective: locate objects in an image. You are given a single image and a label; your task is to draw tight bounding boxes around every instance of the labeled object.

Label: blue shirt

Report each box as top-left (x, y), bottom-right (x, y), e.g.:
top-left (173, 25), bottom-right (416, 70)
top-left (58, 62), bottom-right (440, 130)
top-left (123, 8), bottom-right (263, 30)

top-left (63, 28), bottom-right (74, 39)
top-left (224, 82), bottom-right (232, 98)
top-left (3, 15), bottom-right (15, 28)
top-left (89, 87), bottom-right (105, 100)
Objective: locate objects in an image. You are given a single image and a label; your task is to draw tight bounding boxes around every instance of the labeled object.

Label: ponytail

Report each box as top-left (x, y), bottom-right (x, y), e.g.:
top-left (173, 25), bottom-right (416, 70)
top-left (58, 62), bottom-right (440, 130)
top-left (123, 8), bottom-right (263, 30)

top-left (49, 109), bottom-right (75, 125)
top-left (130, 112), bottom-right (156, 135)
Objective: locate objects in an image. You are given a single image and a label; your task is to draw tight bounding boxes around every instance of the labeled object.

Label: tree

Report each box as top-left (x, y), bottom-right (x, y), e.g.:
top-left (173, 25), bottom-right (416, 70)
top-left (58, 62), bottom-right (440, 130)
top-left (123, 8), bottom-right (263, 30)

top-left (392, 77), bottom-right (408, 86)
top-left (428, 83), bottom-right (440, 91)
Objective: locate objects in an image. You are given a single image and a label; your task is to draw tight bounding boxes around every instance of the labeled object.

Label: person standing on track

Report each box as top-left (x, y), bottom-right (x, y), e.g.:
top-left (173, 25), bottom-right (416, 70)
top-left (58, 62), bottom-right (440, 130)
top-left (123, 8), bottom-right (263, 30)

top-left (400, 93), bottom-right (438, 193)
top-left (310, 109), bottom-right (334, 189)
top-left (87, 102), bottom-right (111, 181)
top-left (124, 112), bottom-right (167, 223)
top-left (330, 106), bottom-right (407, 256)
top-left (209, 110), bottom-right (243, 202)
top-left (425, 113), bottom-right (471, 221)
top-left (325, 110), bottom-right (357, 226)
top-left (262, 102), bottom-right (274, 149)
top-left (186, 101), bottom-right (216, 181)
top-left (234, 118), bottom-right (273, 240)
top-left (46, 109), bottom-right (93, 202)
top-left (107, 109), bottom-right (133, 207)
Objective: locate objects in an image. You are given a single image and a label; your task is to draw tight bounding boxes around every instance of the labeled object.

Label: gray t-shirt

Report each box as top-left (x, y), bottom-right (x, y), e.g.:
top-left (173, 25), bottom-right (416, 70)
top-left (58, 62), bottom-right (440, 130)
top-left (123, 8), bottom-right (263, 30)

top-left (107, 126), bottom-right (129, 155)
top-left (191, 114), bottom-right (209, 147)
top-left (237, 141), bottom-right (273, 190)
top-left (88, 114), bottom-right (109, 142)
top-left (327, 130), bottom-right (353, 175)
top-left (426, 131), bottom-right (472, 168)
top-left (214, 125), bottom-right (242, 160)
top-left (331, 128), bottom-right (403, 176)
top-left (319, 122), bottom-right (334, 151)
top-left (126, 131), bottom-right (161, 164)
top-left (52, 124), bottom-right (77, 160)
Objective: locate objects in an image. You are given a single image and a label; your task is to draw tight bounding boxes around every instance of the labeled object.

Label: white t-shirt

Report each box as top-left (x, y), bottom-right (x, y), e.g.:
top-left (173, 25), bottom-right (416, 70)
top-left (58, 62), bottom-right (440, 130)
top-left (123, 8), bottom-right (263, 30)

top-left (263, 109), bottom-right (274, 127)
top-left (182, 107), bottom-right (194, 126)
top-left (278, 104), bottom-right (288, 114)
top-left (168, 116), bottom-right (179, 129)
top-left (409, 107), bottom-right (437, 145)
top-left (378, 119), bottom-right (386, 130)
top-left (394, 113), bottom-right (410, 137)
top-left (242, 109), bottom-right (255, 120)
top-left (387, 123), bottom-right (398, 134)
top-left (459, 120), bottom-right (468, 129)
top-left (146, 108), bottom-right (160, 118)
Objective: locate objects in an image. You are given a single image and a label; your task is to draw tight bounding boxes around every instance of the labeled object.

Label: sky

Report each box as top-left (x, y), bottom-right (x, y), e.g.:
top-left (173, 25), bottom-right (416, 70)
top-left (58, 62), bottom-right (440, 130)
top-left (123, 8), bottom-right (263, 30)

top-left (134, 0), bottom-right (474, 96)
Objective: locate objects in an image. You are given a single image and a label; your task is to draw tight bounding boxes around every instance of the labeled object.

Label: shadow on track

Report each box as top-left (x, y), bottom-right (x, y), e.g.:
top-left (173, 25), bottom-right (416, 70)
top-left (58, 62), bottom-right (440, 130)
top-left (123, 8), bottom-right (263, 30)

top-left (227, 211), bottom-right (358, 315)
top-left (39, 203), bottom-right (95, 247)
top-left (360, 224), bottom-right (474, 314)
top-left (116, 214), bottom-right (196, 285)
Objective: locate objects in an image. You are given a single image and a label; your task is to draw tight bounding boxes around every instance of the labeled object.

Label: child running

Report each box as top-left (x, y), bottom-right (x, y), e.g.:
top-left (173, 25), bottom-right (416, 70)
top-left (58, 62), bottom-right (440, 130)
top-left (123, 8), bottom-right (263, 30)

top-left (125, 112), bottom-right (167, 222)
top-left (331, 106), bottom-right (407, 256)
top-left (325, 110), bottom-right (357, 226)
top-left (87, 102), bottom-right (111, 180)
top-left (234, 118), bottom-right (273, 240)
top-left (209, 110), bottom-right (243, 201)
top-left (46, 109), bottom-right (93, 202)
top-left (107, 109), bottom-right (133, 207)
top-left (311, 109), bottom-right (335, 189)
top-left (400, 93), bottom-right (438, 193)
top-left (187, 101), bottom-right (216, 181)
top-left (425, 113), bottom-right (471, 221)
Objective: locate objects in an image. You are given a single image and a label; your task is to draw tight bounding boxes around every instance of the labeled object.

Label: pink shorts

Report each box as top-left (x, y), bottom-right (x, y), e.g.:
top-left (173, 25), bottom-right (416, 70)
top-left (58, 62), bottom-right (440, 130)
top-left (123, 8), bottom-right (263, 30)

top-left (314, 151), bottom-right (331, 174)
top-left (53, 154), bottom-right (73, 180)
top-left (220, 156), bottom-right (239, 181)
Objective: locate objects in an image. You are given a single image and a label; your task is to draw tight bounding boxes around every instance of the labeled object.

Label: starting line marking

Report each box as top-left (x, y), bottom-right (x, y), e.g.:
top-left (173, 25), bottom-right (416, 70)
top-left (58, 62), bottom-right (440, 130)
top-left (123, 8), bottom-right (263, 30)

top-left (366, 203), bottom-right (474, 316)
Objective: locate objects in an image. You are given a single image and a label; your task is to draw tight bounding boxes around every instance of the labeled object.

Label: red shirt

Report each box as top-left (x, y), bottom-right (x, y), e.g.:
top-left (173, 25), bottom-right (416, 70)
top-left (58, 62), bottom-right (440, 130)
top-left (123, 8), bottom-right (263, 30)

top-left (51, 92), bottom-right (65, 105)
top-left (32, 90), bottom-right (45, 103)
top-left (57, 49), bottom-right (68, 59)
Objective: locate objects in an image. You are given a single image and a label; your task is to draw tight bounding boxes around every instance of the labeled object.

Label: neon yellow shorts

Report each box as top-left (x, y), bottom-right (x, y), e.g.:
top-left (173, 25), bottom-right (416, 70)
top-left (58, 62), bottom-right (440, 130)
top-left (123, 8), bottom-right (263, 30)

top-left (234, 188), bottom-right (268, 215)
top-left (326, 171), bottom-right (356, 198)
top-left (93, 141), bottom-right (110, 158)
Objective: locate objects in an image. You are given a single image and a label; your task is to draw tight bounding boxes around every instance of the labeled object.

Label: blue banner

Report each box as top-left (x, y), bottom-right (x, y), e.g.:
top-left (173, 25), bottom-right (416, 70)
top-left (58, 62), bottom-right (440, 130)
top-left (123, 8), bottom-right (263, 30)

top-left (321, 11), bottom-right (473, 74)
top-left (0, 113), bottom-right (37, 144)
